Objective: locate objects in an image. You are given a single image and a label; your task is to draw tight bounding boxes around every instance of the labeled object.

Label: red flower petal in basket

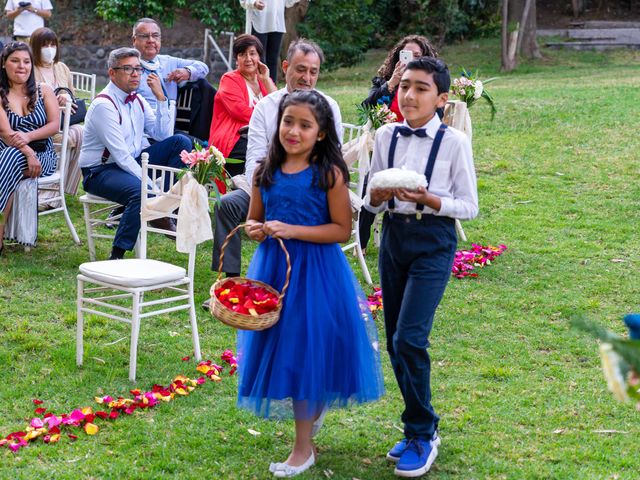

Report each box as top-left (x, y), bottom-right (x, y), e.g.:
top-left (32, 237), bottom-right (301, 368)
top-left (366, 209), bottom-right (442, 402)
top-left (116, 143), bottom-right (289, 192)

top-left (32, 399), bottom-right (44, 405)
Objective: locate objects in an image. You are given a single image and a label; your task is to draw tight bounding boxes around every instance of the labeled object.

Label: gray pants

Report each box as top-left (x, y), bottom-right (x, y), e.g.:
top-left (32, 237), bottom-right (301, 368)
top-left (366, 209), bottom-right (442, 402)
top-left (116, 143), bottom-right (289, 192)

top-left (211, 189), bottom-right (250, 275)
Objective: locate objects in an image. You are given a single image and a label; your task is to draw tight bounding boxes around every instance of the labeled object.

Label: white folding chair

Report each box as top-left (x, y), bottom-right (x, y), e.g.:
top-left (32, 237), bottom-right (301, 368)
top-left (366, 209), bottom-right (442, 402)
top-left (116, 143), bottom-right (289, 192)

top-left (341, 122), bottom-right (373, 285)
top-left (79, 193), bottom-right (136, 261)
top-left (37, 102), bottom-right (81, 245)
top-left (70, 71), bottom-right (96, 102)
top-left (76, 153), bottom-right (202, 382)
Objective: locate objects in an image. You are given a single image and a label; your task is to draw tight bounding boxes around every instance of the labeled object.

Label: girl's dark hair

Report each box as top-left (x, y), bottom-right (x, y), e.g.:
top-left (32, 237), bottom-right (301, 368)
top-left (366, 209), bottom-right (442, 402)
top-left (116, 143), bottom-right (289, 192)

top-left (30, 27), bottom-right (60, 67)
top-left (255, 90), bottom-right (349, 191)
top-left (233, 34), bottom-right (264, 59)
top-left (0, 42), bottom-right (37, 113)
top-left (377, 35), bottom-right (438, 81)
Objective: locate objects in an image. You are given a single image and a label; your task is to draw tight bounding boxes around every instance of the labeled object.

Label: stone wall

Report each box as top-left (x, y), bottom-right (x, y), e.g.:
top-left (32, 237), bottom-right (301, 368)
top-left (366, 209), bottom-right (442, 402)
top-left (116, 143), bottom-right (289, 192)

top-left (59, 45), bottom-right (232, 85)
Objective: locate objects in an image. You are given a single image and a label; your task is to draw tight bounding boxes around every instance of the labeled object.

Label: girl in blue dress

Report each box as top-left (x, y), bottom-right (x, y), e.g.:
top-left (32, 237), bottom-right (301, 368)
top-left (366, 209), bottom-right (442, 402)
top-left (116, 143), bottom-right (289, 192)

top-left (240, 90), bottom-right (384, 477)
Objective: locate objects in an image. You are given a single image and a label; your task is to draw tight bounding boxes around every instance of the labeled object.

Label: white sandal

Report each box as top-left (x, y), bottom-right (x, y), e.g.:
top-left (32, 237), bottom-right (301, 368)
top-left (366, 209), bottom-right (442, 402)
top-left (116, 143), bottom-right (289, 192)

top-left (269, 451), bottom-right (316, 478)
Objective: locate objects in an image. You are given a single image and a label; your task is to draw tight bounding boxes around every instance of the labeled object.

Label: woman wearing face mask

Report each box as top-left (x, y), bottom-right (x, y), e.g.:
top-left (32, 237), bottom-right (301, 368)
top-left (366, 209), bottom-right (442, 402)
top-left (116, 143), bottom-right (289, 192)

top-left (30, 27), bottom-right (83, 208)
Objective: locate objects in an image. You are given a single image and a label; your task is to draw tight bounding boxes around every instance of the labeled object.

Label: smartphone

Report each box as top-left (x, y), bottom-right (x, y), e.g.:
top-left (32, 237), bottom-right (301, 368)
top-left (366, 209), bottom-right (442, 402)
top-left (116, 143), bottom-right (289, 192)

top-left (399, 50), bottom-right (413, 65)
top-left (18, 1), bottom-right (31, 7)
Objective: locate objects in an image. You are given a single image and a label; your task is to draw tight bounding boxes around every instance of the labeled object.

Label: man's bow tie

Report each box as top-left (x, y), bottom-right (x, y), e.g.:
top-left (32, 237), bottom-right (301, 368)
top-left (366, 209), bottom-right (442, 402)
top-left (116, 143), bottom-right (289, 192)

top-left (124, 92), bottom-right (138, 104)
top-left (397, 126), bottom-right (428, 138)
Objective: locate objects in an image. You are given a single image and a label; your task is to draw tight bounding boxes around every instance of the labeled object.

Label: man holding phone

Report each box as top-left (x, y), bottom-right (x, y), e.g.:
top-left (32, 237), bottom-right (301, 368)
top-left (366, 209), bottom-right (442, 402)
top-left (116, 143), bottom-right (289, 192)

top-left (4, 0), bottom-right (52, 42)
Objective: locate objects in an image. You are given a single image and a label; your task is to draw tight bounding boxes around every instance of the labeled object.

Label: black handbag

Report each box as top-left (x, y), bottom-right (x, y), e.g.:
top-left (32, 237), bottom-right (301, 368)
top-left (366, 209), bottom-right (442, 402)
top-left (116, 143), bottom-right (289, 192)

top-left (54, 87), bottom-right (87, 126)
top-left (28, 139), bottom-right (48, 152)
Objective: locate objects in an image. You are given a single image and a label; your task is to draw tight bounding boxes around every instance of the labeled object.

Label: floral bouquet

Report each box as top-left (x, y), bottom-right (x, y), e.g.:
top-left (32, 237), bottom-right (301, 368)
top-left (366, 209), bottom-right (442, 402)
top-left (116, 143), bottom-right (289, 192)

top-left (572, 315), bottom-right (640, 406)
top-left (450, 69), bottom-right (497, 120)
top-left (356, 101), bottom-right (398, 130)
top-left (179, 142), bottom-right (228, 199)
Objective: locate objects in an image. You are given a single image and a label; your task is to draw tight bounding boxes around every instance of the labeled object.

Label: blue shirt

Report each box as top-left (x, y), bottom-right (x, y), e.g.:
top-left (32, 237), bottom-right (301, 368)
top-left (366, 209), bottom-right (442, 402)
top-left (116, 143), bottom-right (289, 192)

top-left (138, 54), bottom-right (209, 110)
top-left (78, 82), bottom-right (173, 179)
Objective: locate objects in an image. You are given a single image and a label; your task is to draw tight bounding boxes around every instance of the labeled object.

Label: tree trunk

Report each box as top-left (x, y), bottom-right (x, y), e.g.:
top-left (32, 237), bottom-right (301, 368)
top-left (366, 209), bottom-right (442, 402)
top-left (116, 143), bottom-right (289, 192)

top-left (519, 0), bottom-right (541, 58)
top-left (282, 0), bottom-right (310, 59)
top-left (501, 0), bottom-right (518, 71)
top-left (572, 0), bottom-right (585, 17)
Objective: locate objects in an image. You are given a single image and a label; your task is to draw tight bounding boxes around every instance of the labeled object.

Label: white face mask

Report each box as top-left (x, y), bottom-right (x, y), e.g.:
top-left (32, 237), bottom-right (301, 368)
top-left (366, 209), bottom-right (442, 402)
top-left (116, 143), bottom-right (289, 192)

top-left (41, 46), bottom-right (57, 64)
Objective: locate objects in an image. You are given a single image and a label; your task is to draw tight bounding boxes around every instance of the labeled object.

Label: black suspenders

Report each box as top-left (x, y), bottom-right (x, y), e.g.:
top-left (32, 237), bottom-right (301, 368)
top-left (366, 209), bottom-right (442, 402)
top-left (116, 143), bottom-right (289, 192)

top-left (387, 124), bottom-right (448, 218)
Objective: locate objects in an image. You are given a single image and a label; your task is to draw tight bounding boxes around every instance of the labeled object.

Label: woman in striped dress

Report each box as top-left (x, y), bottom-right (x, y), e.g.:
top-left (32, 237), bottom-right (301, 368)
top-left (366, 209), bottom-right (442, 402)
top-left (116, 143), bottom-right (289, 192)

top-left (0, 41), bottom-right (59, 254)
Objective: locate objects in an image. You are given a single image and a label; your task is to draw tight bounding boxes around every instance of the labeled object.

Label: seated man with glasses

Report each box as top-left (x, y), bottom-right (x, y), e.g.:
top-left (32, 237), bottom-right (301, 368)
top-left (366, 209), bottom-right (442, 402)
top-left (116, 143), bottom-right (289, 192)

top-left (132, 17), bottom-right (209, 112)
top-left (78, 47), bottom-right (192, 260)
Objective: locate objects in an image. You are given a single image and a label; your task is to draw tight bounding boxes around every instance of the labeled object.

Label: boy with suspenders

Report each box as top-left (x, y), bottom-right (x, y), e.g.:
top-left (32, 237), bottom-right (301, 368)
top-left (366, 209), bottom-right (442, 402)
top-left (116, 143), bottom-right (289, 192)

top-left (365, 57), bottom-right (478, 477)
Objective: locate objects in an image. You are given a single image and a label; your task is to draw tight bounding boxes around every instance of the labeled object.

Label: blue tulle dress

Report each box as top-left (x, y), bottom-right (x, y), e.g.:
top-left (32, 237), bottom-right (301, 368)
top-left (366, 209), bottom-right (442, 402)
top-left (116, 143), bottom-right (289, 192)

top-left (237, 166), bottom-right (385, 420)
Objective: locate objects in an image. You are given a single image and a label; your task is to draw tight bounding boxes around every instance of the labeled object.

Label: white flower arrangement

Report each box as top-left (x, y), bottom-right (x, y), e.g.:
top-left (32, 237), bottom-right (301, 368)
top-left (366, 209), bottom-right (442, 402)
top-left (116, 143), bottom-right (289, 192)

top-left (368, 167), bottom-right (427, 190)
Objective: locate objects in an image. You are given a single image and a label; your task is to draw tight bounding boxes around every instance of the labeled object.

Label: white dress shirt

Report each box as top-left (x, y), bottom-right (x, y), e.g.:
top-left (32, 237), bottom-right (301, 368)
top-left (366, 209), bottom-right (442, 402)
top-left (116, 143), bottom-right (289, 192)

top-left (245, 87), bottom-right (343, 188)
top-left (78, 82), bottom-right (172, 179)
top-left (365, 113), bottom-right (478, 220)
top-left (240, 0), bottom-right (300, 34)
top-left (5, 0), bottom-right (52, 37)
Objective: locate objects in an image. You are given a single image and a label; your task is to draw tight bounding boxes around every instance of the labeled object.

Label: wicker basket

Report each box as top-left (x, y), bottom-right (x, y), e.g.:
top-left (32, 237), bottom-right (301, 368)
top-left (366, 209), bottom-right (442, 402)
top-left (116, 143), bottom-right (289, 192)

top-left (209, 223), bottom-right (291, 331)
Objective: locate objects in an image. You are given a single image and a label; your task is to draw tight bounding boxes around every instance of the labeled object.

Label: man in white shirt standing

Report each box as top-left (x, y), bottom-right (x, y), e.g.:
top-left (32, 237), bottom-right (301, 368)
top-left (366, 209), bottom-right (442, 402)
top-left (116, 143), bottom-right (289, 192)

top-left (79, 47), bottom-right (192, 260)
top-left (4, 0), bottom-right (52, 42)
top-left (207, 39), bottom-right (342, 296)
top-left (132, 18), bottom-right (209, 111)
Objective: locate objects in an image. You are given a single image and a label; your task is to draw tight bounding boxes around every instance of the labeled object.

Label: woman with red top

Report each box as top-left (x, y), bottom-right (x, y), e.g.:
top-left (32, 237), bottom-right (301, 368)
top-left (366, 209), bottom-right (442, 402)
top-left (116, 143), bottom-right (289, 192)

top-left (208, 34), bottom-right (277, 177)
top-left (362, 35), bottom-right (437, 122)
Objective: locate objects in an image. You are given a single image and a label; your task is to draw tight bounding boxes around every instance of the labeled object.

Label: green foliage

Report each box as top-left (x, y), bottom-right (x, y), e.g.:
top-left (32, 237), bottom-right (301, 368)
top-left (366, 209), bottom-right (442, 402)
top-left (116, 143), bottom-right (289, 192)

top-left (95, 0), bottom-right (243, 32)
top-left (297, 0), bottom-right (378, 71)
top-left (95, 0), bottom-right (186, 25)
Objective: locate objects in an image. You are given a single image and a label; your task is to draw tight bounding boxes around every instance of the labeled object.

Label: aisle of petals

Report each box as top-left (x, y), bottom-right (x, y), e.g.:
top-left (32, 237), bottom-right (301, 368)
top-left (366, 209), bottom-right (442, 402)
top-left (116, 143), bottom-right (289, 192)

top-left (366, 244), bottom-right (507, 318)
top-left (1, 350), bottom-right (238, 453)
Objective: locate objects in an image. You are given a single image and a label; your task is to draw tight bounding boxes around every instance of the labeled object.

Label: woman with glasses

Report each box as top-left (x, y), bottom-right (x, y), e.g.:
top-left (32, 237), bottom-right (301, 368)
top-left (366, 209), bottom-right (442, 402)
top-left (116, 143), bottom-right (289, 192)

top-left (0, 41), bottom-right (59, 254)
top-left (30, 27), bottom-right (84, 209)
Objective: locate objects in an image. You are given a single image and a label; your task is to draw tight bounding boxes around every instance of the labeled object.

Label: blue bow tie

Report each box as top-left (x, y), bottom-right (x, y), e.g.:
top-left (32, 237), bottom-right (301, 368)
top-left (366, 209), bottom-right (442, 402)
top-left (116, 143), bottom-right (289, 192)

top-left (397, 126), bottom-right (428, 138)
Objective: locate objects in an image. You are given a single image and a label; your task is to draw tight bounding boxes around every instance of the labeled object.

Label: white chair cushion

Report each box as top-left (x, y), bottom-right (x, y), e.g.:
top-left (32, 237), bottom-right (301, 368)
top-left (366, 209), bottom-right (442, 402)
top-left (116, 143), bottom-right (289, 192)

top-left (79, 259), bottom-right (186, 287)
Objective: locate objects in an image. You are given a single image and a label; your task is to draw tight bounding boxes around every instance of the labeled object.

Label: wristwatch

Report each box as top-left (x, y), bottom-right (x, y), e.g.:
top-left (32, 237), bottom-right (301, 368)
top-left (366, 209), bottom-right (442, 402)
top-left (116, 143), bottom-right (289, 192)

top-left (34, 8), bottom-right (39, 13)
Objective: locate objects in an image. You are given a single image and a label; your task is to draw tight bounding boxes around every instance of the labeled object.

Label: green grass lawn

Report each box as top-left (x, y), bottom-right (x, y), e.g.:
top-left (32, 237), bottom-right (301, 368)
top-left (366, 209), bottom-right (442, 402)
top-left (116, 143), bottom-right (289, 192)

top-left (2, 38), bottom-right (640, 478)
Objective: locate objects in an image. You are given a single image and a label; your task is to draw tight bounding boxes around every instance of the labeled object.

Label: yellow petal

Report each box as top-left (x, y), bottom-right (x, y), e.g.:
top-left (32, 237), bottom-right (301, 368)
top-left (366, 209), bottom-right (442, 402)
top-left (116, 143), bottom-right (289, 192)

top-left (81, 407), bottom-right (93, 415)
top-left (84, 423), bottom-right (99, 435)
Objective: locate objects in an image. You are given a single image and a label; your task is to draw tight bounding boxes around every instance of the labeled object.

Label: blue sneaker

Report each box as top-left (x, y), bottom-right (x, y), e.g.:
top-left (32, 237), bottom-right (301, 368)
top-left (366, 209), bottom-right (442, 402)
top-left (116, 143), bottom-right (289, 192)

top-left (386, 432), bottom-right (440, 463)
top-left (394, 438), bottom-right (438, 477)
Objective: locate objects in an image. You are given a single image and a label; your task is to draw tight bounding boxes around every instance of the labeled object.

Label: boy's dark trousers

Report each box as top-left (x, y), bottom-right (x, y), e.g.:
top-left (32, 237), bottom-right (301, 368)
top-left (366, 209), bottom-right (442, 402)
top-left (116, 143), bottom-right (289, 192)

top-left (379, 212), bottom-right (457, 440)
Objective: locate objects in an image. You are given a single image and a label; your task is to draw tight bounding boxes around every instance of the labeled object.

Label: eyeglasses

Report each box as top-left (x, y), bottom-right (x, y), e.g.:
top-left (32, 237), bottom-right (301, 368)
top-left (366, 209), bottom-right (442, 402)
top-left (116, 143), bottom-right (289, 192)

top-left (135, 33), bottom-right (161, 40)
top-left (113, 66), bottom-right (144, 75)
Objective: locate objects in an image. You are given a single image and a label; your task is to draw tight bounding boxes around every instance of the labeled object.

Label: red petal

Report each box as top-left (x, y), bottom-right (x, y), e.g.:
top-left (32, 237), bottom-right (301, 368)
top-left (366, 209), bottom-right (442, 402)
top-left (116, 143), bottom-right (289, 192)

top-left (68, 434), bottom-right (78, 440)
top-left (33, 399), bottom-right (44, 405)
top-left (34, 407), bottom-right (46, 415)
top-left (182, 356), bottom-right (190, 361)
top-left (109, 410), bottom-right (120, 420)
top-left (49, 426), bottom-right (61, 435)
top-left (95, 411), bottom-right (109, 419)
